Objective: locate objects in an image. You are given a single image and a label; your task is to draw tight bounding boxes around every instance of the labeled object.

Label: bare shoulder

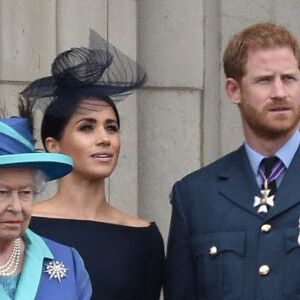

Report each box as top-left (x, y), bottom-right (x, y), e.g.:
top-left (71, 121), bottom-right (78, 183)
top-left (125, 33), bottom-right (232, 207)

top-left (32, 199), bottom-right (58, 217)
top-left (125, 215), bottom-right (150, 227)
top-left (110, 207), bottom-right (150, 228)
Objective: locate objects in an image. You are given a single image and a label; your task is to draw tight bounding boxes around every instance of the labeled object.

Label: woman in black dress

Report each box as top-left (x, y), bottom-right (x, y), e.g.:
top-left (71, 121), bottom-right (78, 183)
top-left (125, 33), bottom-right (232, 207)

top-left (22, 32), bottom-right (165, 300)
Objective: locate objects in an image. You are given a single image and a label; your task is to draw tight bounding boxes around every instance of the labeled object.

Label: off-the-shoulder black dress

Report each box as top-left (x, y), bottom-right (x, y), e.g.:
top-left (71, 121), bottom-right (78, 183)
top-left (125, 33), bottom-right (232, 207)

top-left (30, 217), bottom-right (165, 300)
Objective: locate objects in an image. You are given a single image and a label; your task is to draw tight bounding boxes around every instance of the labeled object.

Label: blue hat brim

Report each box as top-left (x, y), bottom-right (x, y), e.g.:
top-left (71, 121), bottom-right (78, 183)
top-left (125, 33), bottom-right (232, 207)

top-left (0, 153), bottom-right (73, 181)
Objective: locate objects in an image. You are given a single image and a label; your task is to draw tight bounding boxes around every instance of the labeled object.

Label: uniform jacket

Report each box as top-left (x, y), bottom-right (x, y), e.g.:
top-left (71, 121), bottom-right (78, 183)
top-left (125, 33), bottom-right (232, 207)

top-left (0, 229), bottom-right (92, 300)
top-left (164, 145), bottom-right (300, 300)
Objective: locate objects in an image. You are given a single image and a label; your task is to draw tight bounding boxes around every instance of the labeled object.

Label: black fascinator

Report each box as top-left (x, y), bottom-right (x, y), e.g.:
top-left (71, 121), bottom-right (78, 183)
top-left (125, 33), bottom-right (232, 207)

top-left (20, 29), bottom-right (147, 113)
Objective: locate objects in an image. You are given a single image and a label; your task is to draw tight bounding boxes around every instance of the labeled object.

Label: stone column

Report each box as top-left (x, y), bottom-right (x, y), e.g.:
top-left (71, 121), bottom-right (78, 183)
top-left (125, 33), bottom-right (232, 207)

top-left (137, 0), bottom-right (204, 241)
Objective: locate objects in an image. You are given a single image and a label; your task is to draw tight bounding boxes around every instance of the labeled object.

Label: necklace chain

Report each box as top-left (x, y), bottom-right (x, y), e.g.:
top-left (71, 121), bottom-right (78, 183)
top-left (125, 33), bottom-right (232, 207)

top-left (0, 238), bottom-right (21, 277)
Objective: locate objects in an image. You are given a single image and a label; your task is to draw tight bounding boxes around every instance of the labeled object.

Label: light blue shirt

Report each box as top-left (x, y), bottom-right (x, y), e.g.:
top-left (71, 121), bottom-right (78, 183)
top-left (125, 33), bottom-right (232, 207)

top-left (244, 130), bottom-right (300, 188)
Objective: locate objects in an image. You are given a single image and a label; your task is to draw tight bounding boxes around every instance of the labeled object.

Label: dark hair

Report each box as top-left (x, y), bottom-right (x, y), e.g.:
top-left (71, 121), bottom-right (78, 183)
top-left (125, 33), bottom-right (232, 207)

top-left (41, 93), bottom-right (120, 150)
top-left (21, 40), bottom-right (146, 150)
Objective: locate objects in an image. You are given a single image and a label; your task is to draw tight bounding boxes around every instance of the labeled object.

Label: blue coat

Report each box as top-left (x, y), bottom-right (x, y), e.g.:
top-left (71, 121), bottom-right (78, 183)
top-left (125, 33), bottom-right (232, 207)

top-left (0, 229), bottom-right (92, 300)
top-left (164, 145), bottom-right (300, 300)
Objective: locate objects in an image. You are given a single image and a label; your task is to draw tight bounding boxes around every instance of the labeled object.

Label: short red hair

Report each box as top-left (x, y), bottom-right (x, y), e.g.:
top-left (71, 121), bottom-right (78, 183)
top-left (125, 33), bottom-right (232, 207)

top-left (223, 22), bottom-right (300, 82)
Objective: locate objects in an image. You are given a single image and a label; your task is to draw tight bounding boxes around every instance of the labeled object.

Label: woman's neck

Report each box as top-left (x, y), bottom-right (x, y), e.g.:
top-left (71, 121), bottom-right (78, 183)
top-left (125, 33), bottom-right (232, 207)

top-left (0, 240), bottom-right (15, 260)
top-left (0, 238), bottom-right (25, 276)
top-left (58, 173), bottom-right (106, 203)
top-left (33, 174), bottom-right (110, 220)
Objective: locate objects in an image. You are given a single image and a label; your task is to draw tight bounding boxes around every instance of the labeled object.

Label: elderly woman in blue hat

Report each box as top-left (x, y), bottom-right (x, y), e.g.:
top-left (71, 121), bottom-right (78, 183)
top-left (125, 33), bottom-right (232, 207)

top-left (0, 117), bottom-right (92, 299)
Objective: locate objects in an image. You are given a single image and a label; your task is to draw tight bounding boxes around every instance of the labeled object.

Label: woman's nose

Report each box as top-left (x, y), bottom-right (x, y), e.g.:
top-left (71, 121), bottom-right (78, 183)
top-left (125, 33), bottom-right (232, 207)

top-left (96, 129), bottom-right (111, 145)
top-left (8, 192), bottom-right (22, 213)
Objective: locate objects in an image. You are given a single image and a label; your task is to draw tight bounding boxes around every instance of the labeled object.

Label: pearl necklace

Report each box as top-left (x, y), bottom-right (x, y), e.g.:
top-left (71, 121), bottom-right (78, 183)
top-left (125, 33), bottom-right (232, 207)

top-left (0, 238), bottom-right (21, 277)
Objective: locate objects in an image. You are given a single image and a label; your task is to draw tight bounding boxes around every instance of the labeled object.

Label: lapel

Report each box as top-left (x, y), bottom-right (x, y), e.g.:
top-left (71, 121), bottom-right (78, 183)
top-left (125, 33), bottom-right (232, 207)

top-left (266, 145), bottom-right (300, 220)
top-left (218, 145), bottom-right (300, 220)
top-left (218, 146), bottom-right (265, 219)
top-left (13, 230), bottom-right (54, 300)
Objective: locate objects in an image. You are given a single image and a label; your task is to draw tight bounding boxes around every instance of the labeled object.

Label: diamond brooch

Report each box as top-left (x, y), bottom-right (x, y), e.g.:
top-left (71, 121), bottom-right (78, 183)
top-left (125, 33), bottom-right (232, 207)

top-left (44, 260), bottom-right (68, 283)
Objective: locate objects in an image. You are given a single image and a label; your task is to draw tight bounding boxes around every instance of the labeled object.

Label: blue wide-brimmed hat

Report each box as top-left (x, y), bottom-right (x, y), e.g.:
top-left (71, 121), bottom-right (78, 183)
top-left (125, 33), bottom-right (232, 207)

top-left (0, 118), bottom-right (73, 181)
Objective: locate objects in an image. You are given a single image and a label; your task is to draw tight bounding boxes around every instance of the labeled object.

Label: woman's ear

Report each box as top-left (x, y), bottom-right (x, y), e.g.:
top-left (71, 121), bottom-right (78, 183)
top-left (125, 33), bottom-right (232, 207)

top-left (225, 78), bottom-right (242, 105)
top-left (45, 137), bottom-right (60, 153)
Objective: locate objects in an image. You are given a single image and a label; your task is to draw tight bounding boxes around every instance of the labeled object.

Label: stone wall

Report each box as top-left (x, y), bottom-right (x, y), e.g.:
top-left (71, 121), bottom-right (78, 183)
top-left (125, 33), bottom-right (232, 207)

top-left (1, 0), bottom-right (300, 245)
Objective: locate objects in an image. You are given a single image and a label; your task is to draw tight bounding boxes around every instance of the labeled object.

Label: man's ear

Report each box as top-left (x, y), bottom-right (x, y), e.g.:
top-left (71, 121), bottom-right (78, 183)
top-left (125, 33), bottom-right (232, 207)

top-left (225, 78), bottom-right (241, 105)
top-left (45, 137), bottom-right (60, 153)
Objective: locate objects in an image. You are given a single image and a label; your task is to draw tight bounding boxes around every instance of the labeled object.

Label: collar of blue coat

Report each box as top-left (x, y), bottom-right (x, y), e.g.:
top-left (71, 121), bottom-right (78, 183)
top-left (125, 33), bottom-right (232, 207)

top-left (0, 229), bottom-right (53, 300)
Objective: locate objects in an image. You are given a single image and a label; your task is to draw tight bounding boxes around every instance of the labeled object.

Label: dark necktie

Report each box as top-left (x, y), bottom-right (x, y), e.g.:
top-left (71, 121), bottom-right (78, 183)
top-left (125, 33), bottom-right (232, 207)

top-left (261, 156), bottom-right (279, 196)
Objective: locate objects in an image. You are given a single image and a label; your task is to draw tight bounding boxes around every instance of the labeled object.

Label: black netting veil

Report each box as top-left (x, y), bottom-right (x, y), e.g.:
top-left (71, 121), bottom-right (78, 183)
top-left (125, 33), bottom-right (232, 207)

top-left (20, 29), bottom-right (147, 114)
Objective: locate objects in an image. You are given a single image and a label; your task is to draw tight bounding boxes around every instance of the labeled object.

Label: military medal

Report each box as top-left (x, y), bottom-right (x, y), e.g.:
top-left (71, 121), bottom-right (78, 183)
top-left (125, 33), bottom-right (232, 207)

top-left (253, 179), bottom-right (274, 213)
top-left (253, 160), bottom-right (285, 213)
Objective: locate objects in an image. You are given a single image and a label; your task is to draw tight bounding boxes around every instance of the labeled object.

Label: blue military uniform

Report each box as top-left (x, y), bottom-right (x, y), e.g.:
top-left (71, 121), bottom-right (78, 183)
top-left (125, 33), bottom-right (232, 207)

top-left (165, 144), bottom-right (300, 299)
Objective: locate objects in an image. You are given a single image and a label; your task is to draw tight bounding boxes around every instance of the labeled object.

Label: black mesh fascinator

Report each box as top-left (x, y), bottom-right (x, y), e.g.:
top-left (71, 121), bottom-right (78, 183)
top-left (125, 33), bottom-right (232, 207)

top-left (20, 29), bottom-right (147, 113)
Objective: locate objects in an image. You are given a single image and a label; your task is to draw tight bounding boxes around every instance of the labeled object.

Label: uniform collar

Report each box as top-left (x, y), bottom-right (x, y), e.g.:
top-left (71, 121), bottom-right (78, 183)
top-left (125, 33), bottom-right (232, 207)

top-left (244, 130), bottom-right (300, 176)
